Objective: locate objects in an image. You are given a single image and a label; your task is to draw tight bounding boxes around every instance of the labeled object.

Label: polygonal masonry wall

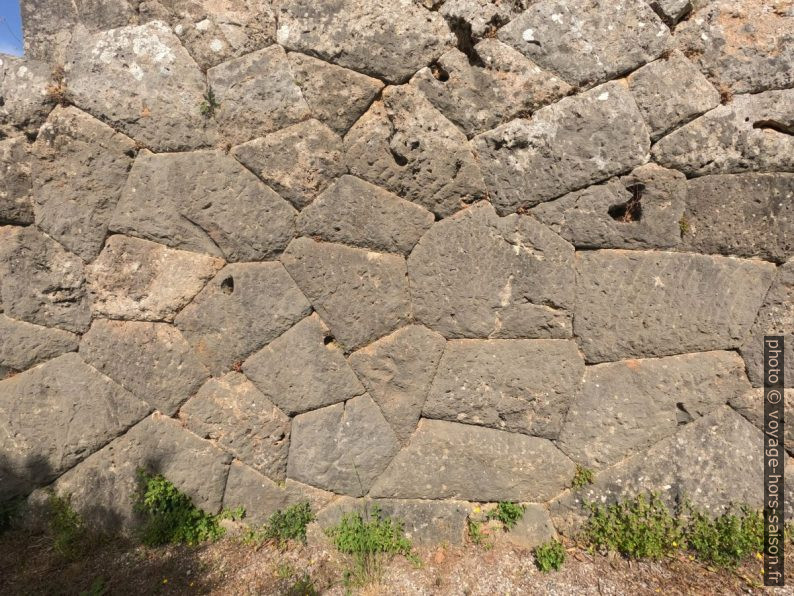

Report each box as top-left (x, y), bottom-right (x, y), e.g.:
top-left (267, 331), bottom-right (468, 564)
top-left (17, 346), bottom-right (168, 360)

top-left (1, 0), bottom-right (792, 546)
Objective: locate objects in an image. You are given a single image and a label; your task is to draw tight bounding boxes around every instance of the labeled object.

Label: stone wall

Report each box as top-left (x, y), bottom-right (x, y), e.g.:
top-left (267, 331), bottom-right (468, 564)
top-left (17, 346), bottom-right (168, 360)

top-left (0, 0), bottom-right (792, 546)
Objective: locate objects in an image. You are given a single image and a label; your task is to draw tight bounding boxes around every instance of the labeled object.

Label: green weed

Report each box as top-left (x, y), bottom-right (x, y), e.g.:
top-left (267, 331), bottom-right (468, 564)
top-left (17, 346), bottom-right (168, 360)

top-left (572, 465), bottom-right (594, 488)
top-left (487, 501), bottom-right (526, 530)
top-left (284, 574), bottom-right (319, 596)
top-left (682, 504), bottom-right (763, 568)
top-left (534, 538), bottom-right (566, 572)
top-left (243, 501), bottom-right (315, 547)
top-left (47, 492), bottom-right (88, 559)
top-left (467, 517), bottom-right (492, 549)
top-left (199, 86), bottom-right (220, 117)
top-left (679, 215), bottom-right (690, 236)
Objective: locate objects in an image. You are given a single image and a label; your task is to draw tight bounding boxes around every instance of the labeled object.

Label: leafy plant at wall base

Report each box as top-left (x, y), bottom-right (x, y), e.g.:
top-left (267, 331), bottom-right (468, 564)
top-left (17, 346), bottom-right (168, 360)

top-left (572, 465), bottom-right (594, 488)
top-left (47, 492), bottom-right (88, 559)
top-left (243, 502), bottom-right (315, 547)
top-left (467, 518), bottom-right (492, 549)
top-left (682, 504), bottom-right (763, 568)
top-left (534, 538), bottom-right (566, 572)
top-left (487, 501), bottom-right (526, 530)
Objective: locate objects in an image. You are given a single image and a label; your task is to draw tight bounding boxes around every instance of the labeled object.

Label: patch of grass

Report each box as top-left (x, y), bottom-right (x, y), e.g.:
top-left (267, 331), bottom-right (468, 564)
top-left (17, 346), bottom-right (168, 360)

top-left (487, 501), bottom-right (526, 530)
top-left (683, 504), bottom-right (763, 568)
top-left (243, 502), bottom-right (315, 547)
top-left (199, 86), bottom-right (220, 117)
top-left (284, 574), bottom-right (319, 596)
top-left (534, 538), bottom-right (566, 573)
top-left (47, 492), bottom-right (88, 559)
top-left (572, 465), bottom-right (594, 488)
top-left (134, 469), bottom-right (243, 547)
top-left (679, 214), bottom-right (690, 236)
top-left (325, 504), bottom-right (418, 587)
top-left (466, 517), bottom-right (492, 549)
top-left (0, 497), bottom-right (24, 535)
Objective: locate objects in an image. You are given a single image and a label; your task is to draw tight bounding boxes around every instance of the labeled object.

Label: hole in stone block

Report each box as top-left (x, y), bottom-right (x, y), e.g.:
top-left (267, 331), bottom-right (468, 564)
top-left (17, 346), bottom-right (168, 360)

top-left (390, 147), bottom-right (408, 166)
top-left (608, 184), bottom-right (644, 223)
top-left (431, 63), bottom-right (450, 82)
top-left (676, 402), bottom-right (693, 425)
top-left (220, 276), bottom-right (234, 294)
top-left (323, 334), bottom-right (334, 346)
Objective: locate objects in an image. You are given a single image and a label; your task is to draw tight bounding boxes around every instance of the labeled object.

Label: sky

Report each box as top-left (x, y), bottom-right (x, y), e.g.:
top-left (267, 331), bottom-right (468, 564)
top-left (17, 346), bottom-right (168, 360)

top-left (0, 0), bottom-right (24, 56)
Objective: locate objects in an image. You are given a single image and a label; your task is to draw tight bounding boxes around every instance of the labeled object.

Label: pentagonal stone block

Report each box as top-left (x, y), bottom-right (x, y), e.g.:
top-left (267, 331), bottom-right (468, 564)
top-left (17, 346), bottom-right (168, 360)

top-left (0, 137), bottom-right (34, 225)
top-left (408, 202), bottom-right (574, 339)
top-left (0, 315), bottom-right (79, 374)
top-left (0, 55), bottom-right (53, 136)
top-left (176, 262), bottom-right (311, 375)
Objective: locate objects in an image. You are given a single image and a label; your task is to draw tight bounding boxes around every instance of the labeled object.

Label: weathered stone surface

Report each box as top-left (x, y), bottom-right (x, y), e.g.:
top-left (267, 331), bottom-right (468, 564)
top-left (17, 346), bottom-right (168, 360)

top-left (627, 50), bottom-right (720, 140)
top-left (181, 373), bottom-right (290, 482)
top-left (558, 351), bottom-right (751, 469)
top-left (111, 150), bottom-right (296, 261)
top-left (31, 107), bottom-right (136, 261)
top-left (288, 394), bottom-right (399, 496)
top-left (740, 260), bottom-right (793, 387)
top-left (371, 419), bottom-right (574, 502)
top-left (275, 0), bottom-right (454, 83)
top-left (0, 315), bottom-right (79, 373)
top-left (531, 164), bottom-right (686, 249)
top-left (730, 388), bottom-right (793, 456)
top-left (175, 263), bottom-right (311, 375)
top-left (65, 21), bottom-right (214, 151)
top-left (410, 40), bottom-right (572, 137)
top-left (0, 137), bottom-right (34, 225)
top-left (648, 0), bottom-right (691, 25)
top-left (504, 504), bottom-right (556, 549)
top-left (207, 45), bottom-right (310, 145)
top-left (576, 250), bottom-right (776, 362)
top-left (439, 0), bottom-right (530, 39)
top-left (0, 353), bottom-right (149, 499)
top-left (408, 202), bottom-right (575, 339)
top-left (281, 238), bottom-right (411, 351)
top-left (0, 55), bottom-right (53, 135)
top-left (87, 235), bottom-right (224, 322)
top-left (675, 0), bottom-right (794, 95)
top-left (0, 226), bottom-right (91, 333)
top-left (296, 175), bottom-right (434, 255)
top-left (424, 339), bottom-right (584, 439)
top-left (349, 325), bottom-right (446, 444)
top-left (680, 174), bottom-right (793, 264)
top-left (222, 461), bottom-right (335, 526)
top-left (231, 120), bottom-right (344, 210)
top-left (345, 85), bottom-right (487, 218)
top-left (473, 81), bottom-right (650, 215)
top-left (243, 314), bottom-right (365, 416)
top-left (652, 89), bottom-right (794, 176)
top-left (49, 414), bottom-right (231, 532)
top-left (498, 0), bottom-right (671, 87)
top-left (286, 53), bottom-right (384, 136)
top-left (80, 319), bottom-right (209, 415)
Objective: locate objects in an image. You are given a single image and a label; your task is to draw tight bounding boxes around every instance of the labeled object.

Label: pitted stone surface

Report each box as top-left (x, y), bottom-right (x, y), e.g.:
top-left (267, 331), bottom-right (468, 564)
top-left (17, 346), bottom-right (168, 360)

top-left (410, 40), bottom-right (572, 137)
top-left (66, 21), bottom-right (214, 151)
top-left (31, 107), bottom-right (136, 261)
top-left (423, 339), bottom-right (583, 439)
top-left (652, 89), bottom-right (794, 176)
top-left (243, 314), bottom-right (365, 416)
top-left (558, 351), bottom-right (751, 469)
top-left (345, 85), bottom-right (487, 218)
top-left (274, 0), bottom-right (455, 83)
top-left (575, 250), bottom-right (776, 362)
top-left (730, 388), bottom-right (794, 455)
top-left (0, 315), bottom-right (79, 374)
top-left (87, 235), bottom-right (224, 322)
top-left (648, 0), bottom-right (691, 25)
top-left (531, 164), bottom-right (686, 249)
top-left (282, 238), bottom-right (411, 351)
top-left (175, 262), bottom-right (311, 375)
top-left (349, 325), bottom-right (446, 444)
top-left (371, 419), bottom-right (575, 502)
top-left (296, 175), bottom-right (434, 255)
top-left (498, 0), bottom-right (671, 87)
top-left (439, 0), bottom-right (530, 40)
top-left (0, 55), bottom-right (53, 136)
top-left (80, 319), bottom-right (209, 416)
top-left (0, 137), bottom-right (34, 225)
top-left (231, 119), bottom-right (345, 210)
top-left (504, 504), bottom-right (557, 549)
top-left (0, 353), bottom-right (149, 499)
top-left (473, 81), bottom-right (650, 215)
top-left (180, 373), bottom-right (290, 482)
top-left (288, 394), bottom-right (399, 496)
top-left (409, 202), bottom-right (575, 339)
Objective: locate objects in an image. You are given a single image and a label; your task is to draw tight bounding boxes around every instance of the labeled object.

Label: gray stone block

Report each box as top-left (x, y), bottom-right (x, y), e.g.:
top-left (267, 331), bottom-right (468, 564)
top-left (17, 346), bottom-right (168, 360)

top-left (0, 55), bottom-right (53, 136)
top-left (0, 137), bottom-right (33, 225)
top-left (0, 315), bottom-right (79, 373)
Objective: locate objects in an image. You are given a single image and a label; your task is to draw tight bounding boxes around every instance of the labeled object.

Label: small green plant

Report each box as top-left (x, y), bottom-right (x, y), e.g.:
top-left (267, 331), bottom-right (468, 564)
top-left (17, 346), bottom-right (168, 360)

top-left (243, 501), bottom-right (315, 547)
top-left (79, 577), bottom-right (108, 596)
top-left (325, 505), bottom-right (418, 587)
top-left (679, 215), bottom-right (690, 236)
top-left (0, 497), bottom-right (23, 534)
top-left (284, 574), bottom-right (319, 596)
top-left (682, 504), bottom-right (763, 568)
top-left (572, 465), bottom-right (594, 488)
top-left (534, 538), bottom-right (566, 572)
top-left (487, 501), bottom-right (526, 530)
top-left (135, 469), bottom-right (243, 546)
top-left (199, 86), bottom-right (220, 117)
top-left (47, 492), bottom-right (88, 559)
top-left (467, 517), bottom-right (492, 549)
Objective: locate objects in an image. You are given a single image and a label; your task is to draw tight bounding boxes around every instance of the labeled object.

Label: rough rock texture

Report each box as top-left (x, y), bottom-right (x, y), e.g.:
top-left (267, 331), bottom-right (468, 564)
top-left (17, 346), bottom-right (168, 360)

top-left (345, 85), bottom-right (487, 218)
top-left (180, 373), bottom-right (290, 482)
top-left (243, 314), bottom-right (365, 416)
top-left (274, 0), bottom-right (455, 83)
top-left (439, 0), bottom-right (530, 40)
top-left (423, 339), bottom-right (584, 438)
top-left (558, 351), bottom-right (751, 469)
top-left (288, 394), bottom-right (399, 496)
top-left (87, 235), bottom-right (223, 322)
top-left (504, 504), bottom-right (556, 549)
top-left (111, 150), bottom-right (296, 261)
top-left (575, 250), bottom-right (776, 362)
top-left (281, 238), bottom-right (411, 351)
top-left (0, 137), bottom-right (34, 225)
top-left (730, 388), bottom-right (794, 455)
top-left (0, 315), bottom-right (79, 373)
top-left (531, 164), bottom-right (686, 249)
top-left (652, 89), bottom-right (794, 176)
top-left (371, 419), bottom-right (575, 502)
top-left (175, 263), bottom-right (312, 375)
top-left (473, 81), bottom-right (650, 214)
top-left (0, 353), bottom-right (149, 499)
top-left (498, 0), bottom-right (671, 87)
top-left (296, 175), bottom-right (434, 255)
top-left (409, 202), bottom-right (575, 339)
top-left (648, 0), bottom-right (692, 25)
top-left (348, 325), bottom-right (446, 444)
top-left (680, 174), bottom-right (793, 264)
top-left (231, 119), bottom-right (345, 210)
top-left (80, 319), bottom-right (209, 415)
top-left (0, 55), bottom-right (53, 136)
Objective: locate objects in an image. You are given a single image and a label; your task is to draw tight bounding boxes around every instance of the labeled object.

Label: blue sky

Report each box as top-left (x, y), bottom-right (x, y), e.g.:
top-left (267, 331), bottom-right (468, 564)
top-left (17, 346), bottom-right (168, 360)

top-left (0, 0), bottom-right (24, 56)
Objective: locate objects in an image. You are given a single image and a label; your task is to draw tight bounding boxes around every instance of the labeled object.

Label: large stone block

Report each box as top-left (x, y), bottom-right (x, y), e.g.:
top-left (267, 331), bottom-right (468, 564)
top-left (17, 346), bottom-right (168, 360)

top-left (0, 315), bottom-right (79, 374)
top-left (575, 250), bottom-right (776, 362)
top-left (0, 55), bottom-right (53, 136)
top-left (0, 137), bottom-right (34, 225)
top-left (730, 388), bottom-right (794, 456)
top-left (408, 202), bottom-right (575, 339)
